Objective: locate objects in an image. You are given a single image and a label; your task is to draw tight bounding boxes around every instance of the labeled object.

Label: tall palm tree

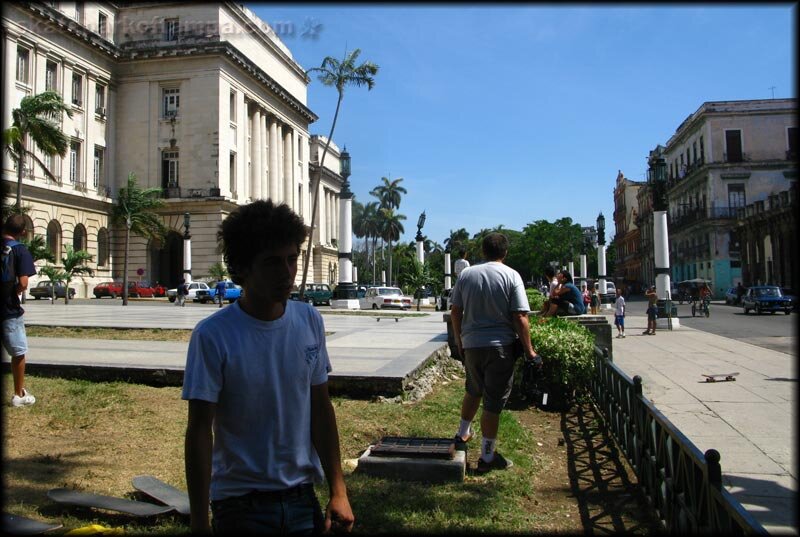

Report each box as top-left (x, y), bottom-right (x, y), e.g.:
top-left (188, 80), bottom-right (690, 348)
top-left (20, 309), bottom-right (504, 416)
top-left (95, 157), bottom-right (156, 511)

top-left (299, 48), bottom-right (379, 298)
top-left (60, 244), bottom-right (93, 305)
top-left (370, 176), bottom-right (407, 210)
top-left (359, 201), bottom-right (381, 284)
top-left (4, 90), bottom-right (73, 209)
top-left (379, 207), bottom-right (406, 286)
top-left (111, 173), bottom-right (166, 306)
top-left (444, 227), bottom-right (470, 255)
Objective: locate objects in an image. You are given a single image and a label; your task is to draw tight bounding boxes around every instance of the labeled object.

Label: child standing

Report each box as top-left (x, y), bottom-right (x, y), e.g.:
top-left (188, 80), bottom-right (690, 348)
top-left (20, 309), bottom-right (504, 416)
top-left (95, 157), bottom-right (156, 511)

top-left (614, 288), bottom-right (626, 338)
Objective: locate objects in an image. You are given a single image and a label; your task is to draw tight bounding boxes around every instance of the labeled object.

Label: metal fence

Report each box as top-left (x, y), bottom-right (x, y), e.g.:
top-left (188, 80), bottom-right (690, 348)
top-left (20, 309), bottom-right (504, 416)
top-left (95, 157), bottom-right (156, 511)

top-left (589, 346), bottom-right (767, 534)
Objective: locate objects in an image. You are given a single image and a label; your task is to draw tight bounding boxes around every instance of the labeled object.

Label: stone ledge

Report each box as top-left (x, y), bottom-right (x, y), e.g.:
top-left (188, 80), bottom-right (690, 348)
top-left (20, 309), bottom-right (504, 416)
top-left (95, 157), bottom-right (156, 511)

top-left (355, 445), bottom-right (465, 483)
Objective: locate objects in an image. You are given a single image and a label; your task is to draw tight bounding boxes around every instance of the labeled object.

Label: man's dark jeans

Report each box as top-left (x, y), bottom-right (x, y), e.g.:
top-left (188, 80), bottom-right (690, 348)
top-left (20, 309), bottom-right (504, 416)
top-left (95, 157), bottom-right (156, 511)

top-left (211, 483), bottom-right (324, 534)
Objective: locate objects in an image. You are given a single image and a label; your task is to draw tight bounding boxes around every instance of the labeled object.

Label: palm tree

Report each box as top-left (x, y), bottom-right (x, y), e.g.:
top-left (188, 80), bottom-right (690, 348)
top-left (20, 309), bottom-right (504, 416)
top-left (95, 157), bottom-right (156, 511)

top-left (111, 173), bottom-right (166, 306)
top-left (370, 176), bottom-right (407, 210)
top-left (19, 235), bottom-right (56, 304)
top-left (379, 207), bottom-right (406, 286)
top-left (405, 259), bottom-right (432, 311)
top-left (207, 261), bottom-right (228, 283)
top-left (4, 90), bottom-right (73, 209)
top-left (60, 244), bottom-right (93, 305)
top-left (38, 265), bottom-right (66, 304)
top-left (299, 48), bottom-right (379, 299)
top-left (355, 201), bottom-right (381, 284)
top-left (444, 228), bottom-right (470, 255)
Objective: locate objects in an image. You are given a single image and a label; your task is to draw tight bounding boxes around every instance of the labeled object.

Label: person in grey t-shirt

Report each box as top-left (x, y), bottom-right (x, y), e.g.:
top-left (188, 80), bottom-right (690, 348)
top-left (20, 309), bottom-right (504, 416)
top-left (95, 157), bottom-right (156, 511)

top-left (449, 232), bottom-right (541, 474)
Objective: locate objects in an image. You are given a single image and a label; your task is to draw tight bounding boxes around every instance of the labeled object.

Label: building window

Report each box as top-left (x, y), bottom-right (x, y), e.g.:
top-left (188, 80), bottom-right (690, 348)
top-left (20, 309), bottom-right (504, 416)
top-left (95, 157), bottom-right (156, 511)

top-left (98, 12), bottom-right (107, 38)
top-left (229, 91), bottom-right (236, 122)
top-left (163, 88), bottom-right (179, 117)
top-left (74, 1), bottom-right (83, 23)
top-left (72, 74), bottom-right (83, 106)
top-left (93, 147), bottom-right (104, 188)
top-left (229, 152), bottom-right (236, 194)
top-left (46, 61), bottom-right (58, 92)
top-left (97, 228), bottom-right (109, 266)
top-left (699, 136), bottom-right (704, 161)
top-left (73, 224), bottom-right (87, 252)
top-left (788, 127), bottom-right (798, 159)
top-left (728, 184), bottom-right (746, 210)
top-left (69, 141), bottom-right (81, 184)
top-left (725, 130), bottom-right (743, 162)
top-left (298, 136), bottom-right (303, 161)
top-left (165, 18), bottom-right (179, 41)
top-left (692, 141), bottom-right (697, 163)
top-left (95, 84), bottom-right (106, 114)
top-left (162, 151), bottom-right (179, 188)
top-left (16, 48), bottom-right (29, 83)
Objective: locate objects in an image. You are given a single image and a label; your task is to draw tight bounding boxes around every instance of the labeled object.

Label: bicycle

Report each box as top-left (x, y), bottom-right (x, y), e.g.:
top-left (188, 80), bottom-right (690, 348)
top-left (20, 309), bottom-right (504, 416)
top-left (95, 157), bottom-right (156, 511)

top-left (691, 297), bottom-right (711, 318)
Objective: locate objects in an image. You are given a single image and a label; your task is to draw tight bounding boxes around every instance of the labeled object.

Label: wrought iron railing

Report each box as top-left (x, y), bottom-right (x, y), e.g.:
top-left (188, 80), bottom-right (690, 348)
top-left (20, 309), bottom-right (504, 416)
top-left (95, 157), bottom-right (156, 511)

top-left (589, 346), bottom-right (766, 534)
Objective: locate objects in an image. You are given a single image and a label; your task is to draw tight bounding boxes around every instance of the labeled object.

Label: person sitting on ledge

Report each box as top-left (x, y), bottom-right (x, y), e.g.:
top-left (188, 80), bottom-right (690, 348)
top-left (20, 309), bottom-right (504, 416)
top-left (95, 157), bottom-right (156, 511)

top-left (543, 270), bottom-right (586, 317)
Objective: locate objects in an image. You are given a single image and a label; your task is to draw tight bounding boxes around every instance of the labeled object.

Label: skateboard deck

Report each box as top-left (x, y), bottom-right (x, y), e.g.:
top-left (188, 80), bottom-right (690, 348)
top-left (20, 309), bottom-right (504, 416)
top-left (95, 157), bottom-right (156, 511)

top-left (702, 372), bottom-right (739, 382)
top-left (376, 317), bottom-right (399, 322)
top-left (3, 513), bottom-right (63, 535)
top-left (131, 475), bottom-right (191, 516)
top-left (47, 488), bottom-right (174, 517)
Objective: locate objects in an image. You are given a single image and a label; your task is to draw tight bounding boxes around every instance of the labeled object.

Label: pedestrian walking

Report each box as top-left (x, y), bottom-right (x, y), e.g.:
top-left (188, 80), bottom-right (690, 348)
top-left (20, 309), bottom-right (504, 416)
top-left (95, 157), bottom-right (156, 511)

top-left (450, 232), bottom-right (540, 473)
top-left (183, 200), bottom-right (353, 534)
top-left (2, 214), bottom-right (38, 407)
top-left (590, 284), bottom-right (600, 315)
top-left (215, 279), bottom-right (226, 308)
top-left (176, 278), bottom-right (187, 307)
top-left (644, 285), bottom-right (658, 335)
top-left (453, 249), bottom-right (470, 279)
top-left (614, 288), bottom-right (626, 338)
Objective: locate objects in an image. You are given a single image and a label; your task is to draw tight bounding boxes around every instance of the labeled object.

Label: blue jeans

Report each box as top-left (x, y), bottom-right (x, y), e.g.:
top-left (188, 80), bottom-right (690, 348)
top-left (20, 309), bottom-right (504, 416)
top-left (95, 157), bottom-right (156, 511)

top-left (211, 484), bottom-right (324, 535)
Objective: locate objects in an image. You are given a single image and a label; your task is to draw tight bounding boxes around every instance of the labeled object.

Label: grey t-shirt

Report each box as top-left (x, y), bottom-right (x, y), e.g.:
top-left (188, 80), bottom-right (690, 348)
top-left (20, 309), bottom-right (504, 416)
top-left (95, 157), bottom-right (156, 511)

top-left (450, 261), bottom-right (530, 349)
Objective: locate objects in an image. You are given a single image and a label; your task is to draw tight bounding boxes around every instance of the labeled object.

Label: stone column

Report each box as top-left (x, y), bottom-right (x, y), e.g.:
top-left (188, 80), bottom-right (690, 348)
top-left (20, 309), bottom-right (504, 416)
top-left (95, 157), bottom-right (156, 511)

top-left (275, 122), bottom-right (284, 203)
top-left (3, 32), bottom-right (18, 129)
top-left (580, 254), bottom-right (587, 289)
top-left (283, 127), bottom-right (293, 208)
top-left (444, 251), bottom-right (452, 291)
top-left (250, 108), bottom-right (262, 200)
top-left (268, 116), bottom-right (278, 201)
top-left (183, 225), bottom-right (192, 284)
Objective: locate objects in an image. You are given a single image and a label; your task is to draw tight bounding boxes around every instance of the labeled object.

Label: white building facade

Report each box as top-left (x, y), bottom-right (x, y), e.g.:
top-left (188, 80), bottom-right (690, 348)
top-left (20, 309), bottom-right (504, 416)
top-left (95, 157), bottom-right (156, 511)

top-left (3, 2), bottom-right (344, 294)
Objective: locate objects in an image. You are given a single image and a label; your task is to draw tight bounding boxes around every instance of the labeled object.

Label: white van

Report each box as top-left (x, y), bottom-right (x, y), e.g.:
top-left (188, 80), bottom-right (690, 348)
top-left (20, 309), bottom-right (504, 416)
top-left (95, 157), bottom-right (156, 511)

top-left (594, 281), bottom-right (617, 294)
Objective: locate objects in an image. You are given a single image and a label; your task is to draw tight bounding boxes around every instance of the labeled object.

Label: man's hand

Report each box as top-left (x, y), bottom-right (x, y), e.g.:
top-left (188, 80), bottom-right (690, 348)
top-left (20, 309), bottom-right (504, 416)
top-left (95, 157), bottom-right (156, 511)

top-left (525, 352), bottom-right (543, 368)
top-left (325, 493), bottom-right (354, 533)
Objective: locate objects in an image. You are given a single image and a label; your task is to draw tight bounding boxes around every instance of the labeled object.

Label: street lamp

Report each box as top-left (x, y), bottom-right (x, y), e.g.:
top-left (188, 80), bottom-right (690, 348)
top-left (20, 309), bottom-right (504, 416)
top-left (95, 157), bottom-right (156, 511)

top-left (183, 212), bottom-right (192, 283)
top-left (596, 213), bottom-right (609, 305)
top-left (648, 148), bottom-right (675, 328)
top-left (331, 147), bottom-right (360, 309)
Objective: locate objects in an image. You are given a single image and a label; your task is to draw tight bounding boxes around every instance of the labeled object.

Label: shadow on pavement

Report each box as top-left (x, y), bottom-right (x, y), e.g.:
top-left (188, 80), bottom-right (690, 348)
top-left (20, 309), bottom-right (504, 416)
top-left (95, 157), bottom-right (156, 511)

top-left (560, 401), bottom-right (663, 534)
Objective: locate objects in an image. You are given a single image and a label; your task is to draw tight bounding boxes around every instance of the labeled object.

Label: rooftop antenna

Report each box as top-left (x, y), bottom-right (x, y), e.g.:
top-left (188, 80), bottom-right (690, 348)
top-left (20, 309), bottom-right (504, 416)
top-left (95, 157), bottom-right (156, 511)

top-left (768, 86), bottom-right (776, 99)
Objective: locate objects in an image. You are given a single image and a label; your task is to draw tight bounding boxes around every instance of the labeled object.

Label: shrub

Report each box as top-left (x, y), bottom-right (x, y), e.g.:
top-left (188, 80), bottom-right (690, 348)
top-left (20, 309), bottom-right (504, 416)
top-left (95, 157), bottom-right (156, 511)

top-left (527, 316), bottom-right (596, 394)
top-left (526, 288), bottom-right (545, 312)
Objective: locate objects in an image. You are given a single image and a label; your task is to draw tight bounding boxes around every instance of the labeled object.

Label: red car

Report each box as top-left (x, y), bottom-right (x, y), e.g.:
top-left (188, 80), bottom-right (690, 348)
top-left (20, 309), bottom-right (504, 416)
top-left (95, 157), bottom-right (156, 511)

top-left (151, 282), bottom-right (167, 297)
top-left (93, 281), bottom-right (123, 299)
top-left (127, 281), bottom-right (156, 298)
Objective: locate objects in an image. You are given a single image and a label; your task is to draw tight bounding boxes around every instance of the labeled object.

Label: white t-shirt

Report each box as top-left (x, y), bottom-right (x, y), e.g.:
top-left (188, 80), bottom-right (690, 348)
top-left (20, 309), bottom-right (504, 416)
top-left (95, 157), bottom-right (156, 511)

top-left (548, 277), bottom-right (559, 298)
top-left (182, 300), bottom-right (331, 501)
top-left (615, 295), bottom-right (626, 316)
top-left (450, 261), bottom-right (530, 349)
top-left (454, 258), bottom-right (470, 276)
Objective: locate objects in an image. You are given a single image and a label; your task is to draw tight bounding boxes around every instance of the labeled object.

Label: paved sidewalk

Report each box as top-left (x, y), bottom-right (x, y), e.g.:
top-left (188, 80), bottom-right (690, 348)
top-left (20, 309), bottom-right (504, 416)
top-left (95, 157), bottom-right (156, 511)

top-left (609, 313), bottom-right (797, 535)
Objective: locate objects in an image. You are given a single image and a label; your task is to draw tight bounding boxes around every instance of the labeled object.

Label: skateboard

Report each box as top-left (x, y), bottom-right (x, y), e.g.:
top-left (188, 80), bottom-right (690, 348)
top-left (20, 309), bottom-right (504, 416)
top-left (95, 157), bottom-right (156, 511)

top-left (376, 317), bottom-right (399, 322)
top-left (47, 488), bottom-right (175, 517)
top-left (3, 513), bottom-right (62, 534)
top-left (702, 372), bottom-right (739, 383)
top-left (131, 475), bottom-right (191, 516)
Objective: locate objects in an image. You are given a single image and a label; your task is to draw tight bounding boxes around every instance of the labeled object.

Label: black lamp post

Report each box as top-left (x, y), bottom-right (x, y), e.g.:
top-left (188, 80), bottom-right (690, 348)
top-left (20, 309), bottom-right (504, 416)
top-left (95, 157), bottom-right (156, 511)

top-left (183, 212), bottom-right (192, 283)
top-left (332, 147), bottom-right (358, 304)
top-left (596, 212), bottom-right (605, 246)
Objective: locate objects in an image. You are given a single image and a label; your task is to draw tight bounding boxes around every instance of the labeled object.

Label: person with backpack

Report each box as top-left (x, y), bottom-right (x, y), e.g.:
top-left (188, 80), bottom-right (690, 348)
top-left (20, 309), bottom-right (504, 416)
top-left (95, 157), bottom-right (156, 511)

top-left (2, 214), bottom-right (38, 407)
top-left (176, 278), bottom-right (187, 307)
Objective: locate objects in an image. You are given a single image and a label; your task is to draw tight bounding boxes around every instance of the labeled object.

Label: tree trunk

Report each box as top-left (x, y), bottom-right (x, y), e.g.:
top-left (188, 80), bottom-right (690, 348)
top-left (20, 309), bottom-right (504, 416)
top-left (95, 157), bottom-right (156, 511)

top-left (300, 93), bottom-right (343, 299)
top-left (15, 152), bottom-right (23, 209)
top-left (64, 278), bottom-right (70, 305)
top-left (388, 240), bottom-right (393, 287)
top-left (122, 225), bottom-right (130, 306)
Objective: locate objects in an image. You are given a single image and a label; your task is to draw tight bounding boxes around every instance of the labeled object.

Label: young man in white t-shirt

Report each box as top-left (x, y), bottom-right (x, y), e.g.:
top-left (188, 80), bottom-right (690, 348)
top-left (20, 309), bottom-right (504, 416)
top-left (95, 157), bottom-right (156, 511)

top-left (614, 288), bottom-right (626, 338)
top-left (453, 249), bottom-right (470, 278)
top-left (183, 200), bottom-right (354, 534)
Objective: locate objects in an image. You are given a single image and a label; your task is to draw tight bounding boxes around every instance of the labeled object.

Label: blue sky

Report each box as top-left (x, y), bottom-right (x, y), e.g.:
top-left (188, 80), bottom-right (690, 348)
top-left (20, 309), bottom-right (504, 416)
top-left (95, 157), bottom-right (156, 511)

top-left (248, 3), bottom-right (796, 246)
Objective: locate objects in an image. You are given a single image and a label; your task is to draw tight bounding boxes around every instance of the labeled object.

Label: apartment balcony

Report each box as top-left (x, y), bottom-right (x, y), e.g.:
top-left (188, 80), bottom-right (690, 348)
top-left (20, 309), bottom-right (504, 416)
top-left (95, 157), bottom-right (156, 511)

top-left (669, 206), bottom-right (739, 232)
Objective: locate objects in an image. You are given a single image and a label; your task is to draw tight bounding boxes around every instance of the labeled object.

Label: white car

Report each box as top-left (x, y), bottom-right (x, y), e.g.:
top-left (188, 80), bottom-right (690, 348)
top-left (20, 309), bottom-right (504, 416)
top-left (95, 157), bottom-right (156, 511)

top-left (359, 286), bottom-right (412, 310)
top-left (167, 281), bottom-right (211, 302)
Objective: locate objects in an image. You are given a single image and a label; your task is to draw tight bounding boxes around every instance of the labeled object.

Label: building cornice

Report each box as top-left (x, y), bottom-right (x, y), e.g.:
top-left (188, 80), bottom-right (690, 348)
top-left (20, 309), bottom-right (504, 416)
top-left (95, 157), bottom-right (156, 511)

top-left (309, 163), bottom-right (343, 187)
top-left (19, 2), bottom-right (122, 59)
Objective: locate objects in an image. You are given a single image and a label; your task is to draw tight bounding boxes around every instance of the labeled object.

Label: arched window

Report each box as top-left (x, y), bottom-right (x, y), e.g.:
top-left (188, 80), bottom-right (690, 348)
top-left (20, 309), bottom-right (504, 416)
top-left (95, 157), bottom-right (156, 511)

top-left (46, 220), bottom-right (62, 259)
top-left (97, 227), bottom-right (109, 267)
top-left (73, 224), bottom-right (87, 252)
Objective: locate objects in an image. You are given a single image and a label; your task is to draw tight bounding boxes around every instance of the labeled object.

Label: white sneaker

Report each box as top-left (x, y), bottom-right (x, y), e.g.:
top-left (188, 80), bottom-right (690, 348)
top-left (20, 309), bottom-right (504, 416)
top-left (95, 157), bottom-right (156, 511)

top-left (621, 333), bottom-right (626, 338)
top-left (11, 388), bottom-right (36, 407)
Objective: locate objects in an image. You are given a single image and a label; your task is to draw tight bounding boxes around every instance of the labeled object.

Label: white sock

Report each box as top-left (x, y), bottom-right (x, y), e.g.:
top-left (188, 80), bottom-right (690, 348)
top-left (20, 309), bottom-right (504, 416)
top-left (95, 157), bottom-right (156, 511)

top-left (457, 419), bottom-right (472, 439)
top-left (481, 437), bottom-right (496, 462)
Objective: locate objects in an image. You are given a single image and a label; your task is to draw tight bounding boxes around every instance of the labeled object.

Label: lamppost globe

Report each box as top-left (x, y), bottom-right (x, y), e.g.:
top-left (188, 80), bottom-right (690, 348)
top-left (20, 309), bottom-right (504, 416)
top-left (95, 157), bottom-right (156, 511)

top-left (596, 212), bottom-right (605, 246)
top-left (340, 147), bottom-right (351, 179)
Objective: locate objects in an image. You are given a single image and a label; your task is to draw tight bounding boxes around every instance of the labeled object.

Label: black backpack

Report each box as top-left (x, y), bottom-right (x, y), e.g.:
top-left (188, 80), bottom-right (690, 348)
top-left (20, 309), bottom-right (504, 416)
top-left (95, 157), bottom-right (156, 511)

top-left (1, 239), bottom-right (20, 297)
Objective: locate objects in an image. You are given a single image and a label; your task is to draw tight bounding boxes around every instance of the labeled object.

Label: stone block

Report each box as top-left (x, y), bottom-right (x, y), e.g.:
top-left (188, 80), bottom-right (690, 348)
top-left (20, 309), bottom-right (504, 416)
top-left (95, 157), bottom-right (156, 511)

top-left (355, 446), bottom-right (465, 483)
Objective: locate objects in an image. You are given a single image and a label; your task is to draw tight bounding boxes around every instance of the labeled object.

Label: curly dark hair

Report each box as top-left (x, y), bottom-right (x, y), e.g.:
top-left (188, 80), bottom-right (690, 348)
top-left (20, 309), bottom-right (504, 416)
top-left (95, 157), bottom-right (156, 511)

top-left (218, 200), bottom-right (307, 285)
top-left (481, 232), bottom-right (508, 261)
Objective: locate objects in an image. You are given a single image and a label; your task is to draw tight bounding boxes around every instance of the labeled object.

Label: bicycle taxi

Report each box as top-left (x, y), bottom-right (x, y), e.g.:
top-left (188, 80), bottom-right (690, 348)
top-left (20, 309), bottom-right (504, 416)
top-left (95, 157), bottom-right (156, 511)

top-left (676, 278), bottom-right (713, 317)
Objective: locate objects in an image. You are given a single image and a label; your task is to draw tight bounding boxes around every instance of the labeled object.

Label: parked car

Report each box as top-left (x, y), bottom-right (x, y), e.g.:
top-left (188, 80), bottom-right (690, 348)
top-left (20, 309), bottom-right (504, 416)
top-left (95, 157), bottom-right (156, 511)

top-left (594, 281), bottom-right (617, 303)
top-left (29, 281), bottom-right (76, 300)
top-left (126, 281), bottom-right (156, 298)
top-left (359, 286), bottom-right (412, 310)
top-left (93, 281), bottom-right (123, 299)
top-left (167, 281), bottom-right (211, 302)
top-left (151, 282), bottom-right (167, 297)
top-left (741, 286), bottom-right (793, 315)
top-left (435, 288), bottom-right (452, 311)
top-left (195, 280), bottom-right (243, 303)
top-left (289, 283), bottom-right (333, 306)
top-left (781, 288), bottom-right (799, 311)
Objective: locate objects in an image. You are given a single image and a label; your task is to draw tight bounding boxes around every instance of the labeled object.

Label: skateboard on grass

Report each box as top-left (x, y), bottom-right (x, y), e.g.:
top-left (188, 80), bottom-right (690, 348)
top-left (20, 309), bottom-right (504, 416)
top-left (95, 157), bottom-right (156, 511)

top-left (3, 513), bottom-right (62, 535)
top-left (47, 488), bottom-right (175, 517)
top-left (702, 372), bottom-right (739, 383)
top-left (131, 475), bottom-right (191, 516)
